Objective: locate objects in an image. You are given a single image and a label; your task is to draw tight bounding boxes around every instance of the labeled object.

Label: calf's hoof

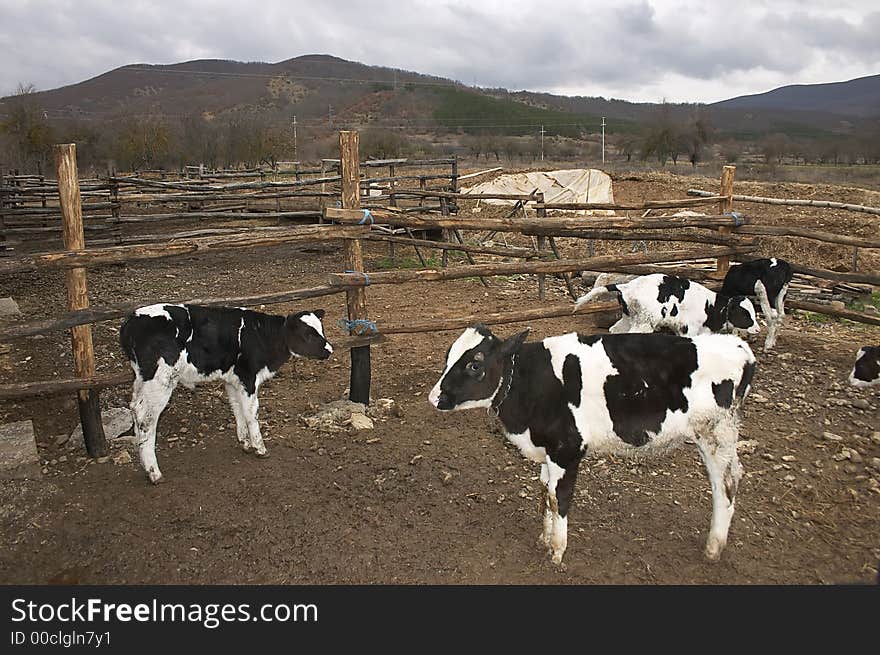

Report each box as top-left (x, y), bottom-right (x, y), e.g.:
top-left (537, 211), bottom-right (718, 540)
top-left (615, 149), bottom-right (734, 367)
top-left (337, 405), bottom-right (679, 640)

top-left (550, 550), bottom-right (566, 567)
top-left (255, 449), bottom-right (270, 459)
top-left (147, 470), bottom-right (165, 485)
top-left (704, 541), bottom-right (725, 562)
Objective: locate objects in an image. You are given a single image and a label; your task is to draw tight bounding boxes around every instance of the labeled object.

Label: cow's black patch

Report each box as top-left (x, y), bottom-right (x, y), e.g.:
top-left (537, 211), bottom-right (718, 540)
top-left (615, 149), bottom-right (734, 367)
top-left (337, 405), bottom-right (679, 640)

top-left (657, 275), bottom-right (690, 304)
top-left (606, 284), bottom-right (630, 315)
top-left (562, 354), bottom-right (582, 407)
top-left (600, 334), bottom-right (698, 446)
top-left (736, 360), bottom-right (756, 400)
top-left (496, 343), bottom-right (583, 467)
top-left (712, 380), bottom-right (734, 408)
top-left (661, 306), bottom-right (667, 318)
top-left (670, 304), bottom-right (678, 317)
top-left (721, 258), bottom-right (793, 310)
top-left (725, 296), bottom-right (756, 330)
top-left (577, 334), bottom-right (601, 346)
top-left (702, 300), bottom-right (726, 333)
top-left (853, 346), bottom-right (880, 385)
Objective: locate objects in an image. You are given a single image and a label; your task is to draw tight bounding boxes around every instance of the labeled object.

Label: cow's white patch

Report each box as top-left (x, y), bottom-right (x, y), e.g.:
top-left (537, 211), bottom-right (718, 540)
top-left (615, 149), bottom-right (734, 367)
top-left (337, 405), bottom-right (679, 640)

top-left (505, 429), bottom-right (546, 462)
top-left (442, 328), bottom-right (487, 377)
top-left (429, 328), bottom-right (489, 406)
top-left (300, 312), bottom-right (325, 337)
top-left (300, 313), bottom-right (333, 354)
top-left (135, 303), bottom-right (176, 319)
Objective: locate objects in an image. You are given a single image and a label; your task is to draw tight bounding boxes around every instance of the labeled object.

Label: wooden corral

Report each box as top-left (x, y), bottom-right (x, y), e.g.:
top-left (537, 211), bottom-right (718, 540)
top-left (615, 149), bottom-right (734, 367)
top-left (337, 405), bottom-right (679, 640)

top-left (1, 134), bottom-right (879, 454)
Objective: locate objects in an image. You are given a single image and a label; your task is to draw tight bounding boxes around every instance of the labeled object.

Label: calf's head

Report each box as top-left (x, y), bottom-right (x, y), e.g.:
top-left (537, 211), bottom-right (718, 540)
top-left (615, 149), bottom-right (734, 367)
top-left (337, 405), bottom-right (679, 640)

top-left (849, 346), bottom-right (880, 388)
top-left (428, 324), bottom-right (529, 411)
top-left (285, 310), bottom-right (333, 360)
top-left (724, 296), bottom-right (760, 335)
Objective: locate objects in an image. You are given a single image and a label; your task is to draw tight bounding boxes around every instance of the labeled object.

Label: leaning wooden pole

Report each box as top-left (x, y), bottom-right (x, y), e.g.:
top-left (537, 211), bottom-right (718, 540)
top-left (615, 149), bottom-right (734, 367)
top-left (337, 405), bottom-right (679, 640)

top-left (339, 131), bottom-right (371, 405)
top-left (55, 144), bottom-right (107, 457)
top-left (716, 165), bottom-right (736, 277)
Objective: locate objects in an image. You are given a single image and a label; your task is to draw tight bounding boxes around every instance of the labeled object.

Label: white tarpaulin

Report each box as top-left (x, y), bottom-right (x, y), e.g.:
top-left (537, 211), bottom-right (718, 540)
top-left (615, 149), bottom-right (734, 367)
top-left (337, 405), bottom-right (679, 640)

top-left (461, 168), bottom-right (614, 215)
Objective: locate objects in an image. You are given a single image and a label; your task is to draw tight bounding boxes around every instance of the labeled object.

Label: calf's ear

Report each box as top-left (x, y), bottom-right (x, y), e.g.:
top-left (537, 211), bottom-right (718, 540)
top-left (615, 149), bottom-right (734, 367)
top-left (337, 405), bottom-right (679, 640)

top-left (313, 309), bottom-right (325, 319)
top-left (500, 328), bottom-right (530, 355)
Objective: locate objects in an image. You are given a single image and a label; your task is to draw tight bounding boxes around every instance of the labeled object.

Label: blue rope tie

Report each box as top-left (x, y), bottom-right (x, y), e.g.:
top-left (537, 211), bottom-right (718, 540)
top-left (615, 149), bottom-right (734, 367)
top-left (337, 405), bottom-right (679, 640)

top-left (725, 211), bottom-right (744, 227)
top-left (358, 209), bottom-right (374, 225)
top-left (343, 270), bottom-right (371, 285)
top-left (337, 318), bottom-right (379, 336)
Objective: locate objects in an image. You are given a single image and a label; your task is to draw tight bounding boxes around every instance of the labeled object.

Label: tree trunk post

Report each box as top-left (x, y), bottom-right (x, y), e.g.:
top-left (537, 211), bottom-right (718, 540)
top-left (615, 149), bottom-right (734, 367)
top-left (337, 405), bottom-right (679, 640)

top-left (339, 131), bottom-right (371, 405)
top-left (55, 144), bottom-right (107, 458)
top-left (716, 165), bottom-right (736, 277)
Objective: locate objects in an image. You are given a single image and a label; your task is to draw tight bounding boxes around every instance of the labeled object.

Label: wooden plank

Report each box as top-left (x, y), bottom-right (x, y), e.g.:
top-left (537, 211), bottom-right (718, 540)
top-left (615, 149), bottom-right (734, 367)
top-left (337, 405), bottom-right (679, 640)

top-left (0, 371), bottom-right (133, 400)
top-left (365, 233), bottom-right (540, 259)
top-left (330, 246), bottom-right (756, 287)
top-left (378, 301), bottom-right (620, 335)
top-left (732, 225), bottom-right (880, 249)
top-left (787, 299), bottom-right (880, 326)
top-left (324, 207), bottom-right (746, 232)
top-left (0, 284), bottom-right (345, 341)
top-left (687, 189), bottom-right (880, 216)
top-left (0, 224), bottom-right (368, 274)
top-left (55, 144), bottom-right (107, 458)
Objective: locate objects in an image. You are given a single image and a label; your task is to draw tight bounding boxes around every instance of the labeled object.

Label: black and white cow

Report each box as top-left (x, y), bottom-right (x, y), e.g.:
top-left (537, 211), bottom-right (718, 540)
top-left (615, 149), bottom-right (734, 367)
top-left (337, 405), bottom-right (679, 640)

top-left (849, 346), bottom-right (880, 388)
top-left (120, 304), bottom-right (332, 484)
top-left (721, 258), bottom-right (793, 351)
top-left (429, 325), bottom-right (756, 565)
top-left (573, 273), bottom-right (760, 338)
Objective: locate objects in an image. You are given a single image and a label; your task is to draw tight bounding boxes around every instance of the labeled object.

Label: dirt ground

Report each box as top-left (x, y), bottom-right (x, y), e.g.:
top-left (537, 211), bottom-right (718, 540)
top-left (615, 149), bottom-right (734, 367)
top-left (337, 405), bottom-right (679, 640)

top-left (1, 172), bottom-right (878, 585)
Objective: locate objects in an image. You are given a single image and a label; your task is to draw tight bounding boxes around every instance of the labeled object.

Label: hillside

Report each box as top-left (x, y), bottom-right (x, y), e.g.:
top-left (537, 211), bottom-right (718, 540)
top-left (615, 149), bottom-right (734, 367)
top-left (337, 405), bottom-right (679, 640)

top-left (8, 54), bottom-right (876, 139)
top-left (712, 74), bottom-right (880, 118)
top-left (4, 55), bottom-right (611, 137)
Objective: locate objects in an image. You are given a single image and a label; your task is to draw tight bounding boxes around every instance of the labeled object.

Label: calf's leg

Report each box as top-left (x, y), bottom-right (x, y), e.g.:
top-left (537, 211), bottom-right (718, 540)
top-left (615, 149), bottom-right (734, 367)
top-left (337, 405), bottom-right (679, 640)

top-left (131, 371), bottom-right (175, 484)
top-left (544, 456), bottom-right (580, 565)
top-left (225, 383), bottom-right (251, 452)
top-left (236, 388), bottom-right (268, 457)
top-left (539, 463), bottom-right (552, 549)
top-left (695, 417), bottom-right (742, 561)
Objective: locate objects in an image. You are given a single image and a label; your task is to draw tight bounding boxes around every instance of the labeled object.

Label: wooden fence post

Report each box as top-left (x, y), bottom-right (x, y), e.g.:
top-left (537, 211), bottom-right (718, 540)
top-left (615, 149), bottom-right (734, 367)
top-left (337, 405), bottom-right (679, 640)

top-left (716, 165), bottom-right (736, 276)
top-left (55, 144), bottom-right (107, 457)
top-left (537, 192), bottom-right (547, 299)
top-left (339, 131), bottom-right (371, 405)
top-left (108, 163), bottom-right (122, 245)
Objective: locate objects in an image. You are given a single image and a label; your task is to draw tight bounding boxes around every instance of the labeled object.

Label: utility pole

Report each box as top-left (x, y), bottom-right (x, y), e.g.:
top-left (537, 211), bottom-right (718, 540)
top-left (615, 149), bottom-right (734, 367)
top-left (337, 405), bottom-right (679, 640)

top-left (540, 125), bottom-right (545, 162)
top-left (292, 115), bottom-right (297, 158)
top-left (601, 116), bottom-right (606, 164)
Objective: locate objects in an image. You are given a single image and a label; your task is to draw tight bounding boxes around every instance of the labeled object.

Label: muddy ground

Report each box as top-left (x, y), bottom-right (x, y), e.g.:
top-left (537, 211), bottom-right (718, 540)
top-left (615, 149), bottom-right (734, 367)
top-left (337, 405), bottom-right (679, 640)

top-left (1, 171), bottom-right (878, 585)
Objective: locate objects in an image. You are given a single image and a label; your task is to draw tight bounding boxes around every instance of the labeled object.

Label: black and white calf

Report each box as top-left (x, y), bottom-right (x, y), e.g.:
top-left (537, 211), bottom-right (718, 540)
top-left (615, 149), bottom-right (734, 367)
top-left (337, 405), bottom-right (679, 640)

top-left (721, 258), bottom-right (793, 351)
top-left (429, 325), bottom-right (756, 565)
top-left (573, 273), bottom-right (760, 338)
top-left (120, 304), bottom-right (332, 483)
top-left (849, 346), bottom-right (880, 388)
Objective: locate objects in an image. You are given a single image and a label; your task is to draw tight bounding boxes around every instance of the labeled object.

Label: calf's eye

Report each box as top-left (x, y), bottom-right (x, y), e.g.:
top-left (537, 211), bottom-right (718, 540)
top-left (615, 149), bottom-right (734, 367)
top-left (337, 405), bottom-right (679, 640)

top-left (466, 361), bottom-right (482, 374)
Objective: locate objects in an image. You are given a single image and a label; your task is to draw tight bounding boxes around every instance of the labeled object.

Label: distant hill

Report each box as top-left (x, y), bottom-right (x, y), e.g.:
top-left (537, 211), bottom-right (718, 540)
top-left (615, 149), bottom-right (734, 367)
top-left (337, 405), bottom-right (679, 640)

top-left (711, 74), bottom-right (880, 118)
top-left (2, 54), bottom-right (877, 142)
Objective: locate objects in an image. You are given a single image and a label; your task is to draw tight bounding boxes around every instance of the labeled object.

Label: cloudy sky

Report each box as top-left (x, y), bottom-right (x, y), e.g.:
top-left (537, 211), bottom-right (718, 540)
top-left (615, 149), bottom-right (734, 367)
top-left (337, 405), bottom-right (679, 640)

top-left (2, 0), bottom-right (878, 103)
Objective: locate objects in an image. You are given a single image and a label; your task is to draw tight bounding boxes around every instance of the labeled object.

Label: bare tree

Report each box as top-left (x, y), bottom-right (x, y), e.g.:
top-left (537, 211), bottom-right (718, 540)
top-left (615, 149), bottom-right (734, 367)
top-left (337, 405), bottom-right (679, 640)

top-left (0, 83), bottom-right (56, 173)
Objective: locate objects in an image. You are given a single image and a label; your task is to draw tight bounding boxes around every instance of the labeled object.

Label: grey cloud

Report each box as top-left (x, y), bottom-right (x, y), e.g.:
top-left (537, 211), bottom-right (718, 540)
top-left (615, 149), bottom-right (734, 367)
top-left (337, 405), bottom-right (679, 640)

top-left (0, 0), bottom-right (877, 102)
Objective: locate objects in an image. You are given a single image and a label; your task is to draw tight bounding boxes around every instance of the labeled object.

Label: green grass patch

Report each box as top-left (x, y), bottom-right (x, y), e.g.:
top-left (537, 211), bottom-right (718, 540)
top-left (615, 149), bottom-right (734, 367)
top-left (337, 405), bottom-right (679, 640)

top-left (374, 255), bottom-right (439, 270)
top-left (847, 291), bottom-right (880, 314)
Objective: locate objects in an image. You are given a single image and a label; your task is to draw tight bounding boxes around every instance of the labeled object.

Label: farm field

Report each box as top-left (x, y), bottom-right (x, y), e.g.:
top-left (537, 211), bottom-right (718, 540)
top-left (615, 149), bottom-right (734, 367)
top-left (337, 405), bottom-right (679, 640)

top-left (0, 171), bottom-right (878, 585)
